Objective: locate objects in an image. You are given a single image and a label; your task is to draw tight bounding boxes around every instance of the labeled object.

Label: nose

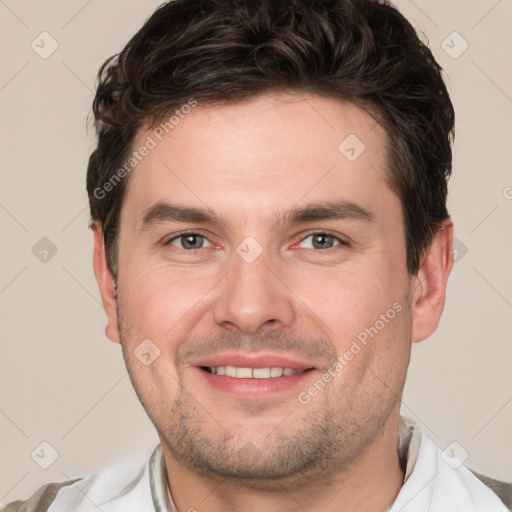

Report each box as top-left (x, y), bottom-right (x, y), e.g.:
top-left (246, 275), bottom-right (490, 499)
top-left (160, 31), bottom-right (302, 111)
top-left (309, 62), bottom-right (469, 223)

top-left (212, 250), bottom-right (296, 335)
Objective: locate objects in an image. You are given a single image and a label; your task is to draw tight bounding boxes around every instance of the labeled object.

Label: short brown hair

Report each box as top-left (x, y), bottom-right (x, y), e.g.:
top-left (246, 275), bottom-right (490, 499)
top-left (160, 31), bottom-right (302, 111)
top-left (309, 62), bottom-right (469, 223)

top-left (86, 0), bottom-right (455, 276)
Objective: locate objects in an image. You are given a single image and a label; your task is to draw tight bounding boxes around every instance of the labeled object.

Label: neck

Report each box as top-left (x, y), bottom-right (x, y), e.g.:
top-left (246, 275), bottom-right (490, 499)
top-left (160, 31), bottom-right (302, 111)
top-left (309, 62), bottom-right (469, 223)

top-left (160, 415), bottom-right (405, 512)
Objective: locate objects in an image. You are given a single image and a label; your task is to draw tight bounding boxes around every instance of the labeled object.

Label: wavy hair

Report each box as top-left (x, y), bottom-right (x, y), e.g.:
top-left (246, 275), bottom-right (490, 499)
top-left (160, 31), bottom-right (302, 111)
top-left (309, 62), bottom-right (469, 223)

top-left (86, 0), bottom-right (455, 275)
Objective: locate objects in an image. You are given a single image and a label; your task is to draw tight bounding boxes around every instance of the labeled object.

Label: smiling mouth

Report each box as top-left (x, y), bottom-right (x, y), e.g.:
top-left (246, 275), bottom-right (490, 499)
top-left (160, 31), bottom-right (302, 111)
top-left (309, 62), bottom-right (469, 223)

top-left (200, 366), bottom-right (314, 379)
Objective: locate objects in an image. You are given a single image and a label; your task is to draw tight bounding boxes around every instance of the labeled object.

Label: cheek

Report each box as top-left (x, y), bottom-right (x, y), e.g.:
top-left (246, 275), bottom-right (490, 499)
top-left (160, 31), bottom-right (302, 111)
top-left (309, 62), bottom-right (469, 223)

top-left (291, 257), bottom-right (407, 347)
top-left (119, 261), bottom-right (219, 348)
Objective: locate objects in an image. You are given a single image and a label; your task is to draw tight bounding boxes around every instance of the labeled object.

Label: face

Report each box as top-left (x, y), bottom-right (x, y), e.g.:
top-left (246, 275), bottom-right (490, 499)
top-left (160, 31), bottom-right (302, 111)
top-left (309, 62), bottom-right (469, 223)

top-left (104, 93), bottom-right (419, 484)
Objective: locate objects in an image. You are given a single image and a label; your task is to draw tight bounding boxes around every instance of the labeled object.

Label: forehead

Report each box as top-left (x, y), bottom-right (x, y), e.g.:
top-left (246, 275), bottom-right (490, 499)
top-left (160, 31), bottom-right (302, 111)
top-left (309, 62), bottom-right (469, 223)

top-left (122, 92), bottom-right (395, 227)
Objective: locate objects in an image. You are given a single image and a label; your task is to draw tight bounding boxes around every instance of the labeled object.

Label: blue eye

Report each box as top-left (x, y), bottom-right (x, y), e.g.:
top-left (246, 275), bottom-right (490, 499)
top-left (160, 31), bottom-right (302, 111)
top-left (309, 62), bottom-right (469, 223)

top-left (298, 233), bottom-right (343, 250)
top-left (167, 233), bottom-right (212, 250)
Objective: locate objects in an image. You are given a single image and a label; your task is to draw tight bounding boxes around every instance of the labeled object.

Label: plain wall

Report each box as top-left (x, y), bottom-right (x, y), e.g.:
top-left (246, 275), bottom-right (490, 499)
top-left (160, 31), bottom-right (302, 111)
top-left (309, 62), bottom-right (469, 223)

top-left (1, 0), bottom-right (511, 505)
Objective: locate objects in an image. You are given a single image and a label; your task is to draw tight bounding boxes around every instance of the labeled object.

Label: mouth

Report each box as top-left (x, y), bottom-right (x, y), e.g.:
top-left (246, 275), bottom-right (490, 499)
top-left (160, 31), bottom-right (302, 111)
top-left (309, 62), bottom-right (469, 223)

top-left (200, 366), bottom-right (311, 378)
top-left (192, 352), bottom-right (319, 398)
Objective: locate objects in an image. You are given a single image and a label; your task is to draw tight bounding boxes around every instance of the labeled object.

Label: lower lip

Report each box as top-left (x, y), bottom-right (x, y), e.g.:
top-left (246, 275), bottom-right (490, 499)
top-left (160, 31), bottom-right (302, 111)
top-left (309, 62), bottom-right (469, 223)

top-left (195, 367), bottom-right (317, 398)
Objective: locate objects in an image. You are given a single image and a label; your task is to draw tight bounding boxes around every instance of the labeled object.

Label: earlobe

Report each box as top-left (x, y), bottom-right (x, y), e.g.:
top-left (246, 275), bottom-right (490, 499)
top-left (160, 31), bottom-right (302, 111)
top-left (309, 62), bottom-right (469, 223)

top-left (411, 220), bottom-right (454, 343)
top-left (92, 224), bottom-right (121, 344)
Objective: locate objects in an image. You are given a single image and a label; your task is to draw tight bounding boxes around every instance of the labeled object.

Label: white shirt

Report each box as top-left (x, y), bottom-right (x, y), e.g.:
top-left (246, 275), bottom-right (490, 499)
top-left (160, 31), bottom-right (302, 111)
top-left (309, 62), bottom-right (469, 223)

top-left (8, 417), bottom-right (507, 511)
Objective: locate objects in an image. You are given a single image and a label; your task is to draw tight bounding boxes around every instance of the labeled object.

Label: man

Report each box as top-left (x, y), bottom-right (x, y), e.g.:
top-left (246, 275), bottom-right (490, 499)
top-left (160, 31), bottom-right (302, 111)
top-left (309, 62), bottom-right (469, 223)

top-left (3, 0), bottom-right (509, 510)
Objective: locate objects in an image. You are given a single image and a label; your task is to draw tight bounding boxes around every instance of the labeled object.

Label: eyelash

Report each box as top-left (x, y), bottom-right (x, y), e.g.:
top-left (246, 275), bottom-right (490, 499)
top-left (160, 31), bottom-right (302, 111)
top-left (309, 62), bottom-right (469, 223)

top-left (296, 231), bottom-right (348, 251)
top-left (163, 230), bottom-right (348, 251)
top-left (164, 231), bottom-right (215, 250)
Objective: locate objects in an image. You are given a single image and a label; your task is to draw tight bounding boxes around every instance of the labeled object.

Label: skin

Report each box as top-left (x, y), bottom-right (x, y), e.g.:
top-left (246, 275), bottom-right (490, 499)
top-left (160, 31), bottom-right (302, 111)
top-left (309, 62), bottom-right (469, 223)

top-left (93, 92), bottom-right (453, 512)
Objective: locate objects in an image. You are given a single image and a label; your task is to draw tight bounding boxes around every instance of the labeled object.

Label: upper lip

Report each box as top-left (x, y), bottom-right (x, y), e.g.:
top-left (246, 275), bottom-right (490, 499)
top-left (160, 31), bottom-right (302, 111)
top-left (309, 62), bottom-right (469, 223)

top-left (192, 351), bottom-right (317, 371)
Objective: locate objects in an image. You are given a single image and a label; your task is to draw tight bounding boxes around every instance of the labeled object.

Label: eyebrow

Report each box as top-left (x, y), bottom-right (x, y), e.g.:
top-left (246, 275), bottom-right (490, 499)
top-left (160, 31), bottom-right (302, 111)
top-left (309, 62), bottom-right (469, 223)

top-left (140, 202), bottom-right (226, 231)
top-left (277, 200), bottom-right (374, 226)
top-left (140, 199), bottom-right (375, 231)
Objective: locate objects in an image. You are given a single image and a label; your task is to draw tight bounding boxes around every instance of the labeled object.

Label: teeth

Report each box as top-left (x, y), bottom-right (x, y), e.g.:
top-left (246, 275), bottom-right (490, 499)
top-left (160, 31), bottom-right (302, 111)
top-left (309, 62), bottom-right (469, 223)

top-left (270, 367), bottom-right (284, 377)
top-left (207, 366), bottom-right (303, 379)
top-left (235, 367), bottom-right (252, 378)
top-left (225, 365), bottom-right (237, 377)
top-left (253, 368), bottom-right (271, 378)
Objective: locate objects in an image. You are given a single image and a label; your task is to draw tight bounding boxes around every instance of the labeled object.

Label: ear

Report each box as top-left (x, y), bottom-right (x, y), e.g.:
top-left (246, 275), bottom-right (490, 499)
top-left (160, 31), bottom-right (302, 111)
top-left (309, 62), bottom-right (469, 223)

top-left (411, 220), bottom-right (454, 343)
top-left (92, 224), bottom-right (120, 344)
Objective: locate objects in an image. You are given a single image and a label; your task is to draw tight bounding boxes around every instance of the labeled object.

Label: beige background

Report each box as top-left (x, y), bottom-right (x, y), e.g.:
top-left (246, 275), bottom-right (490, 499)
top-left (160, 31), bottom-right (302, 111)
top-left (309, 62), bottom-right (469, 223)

top-left (1, 0), bottom-right (511, 505)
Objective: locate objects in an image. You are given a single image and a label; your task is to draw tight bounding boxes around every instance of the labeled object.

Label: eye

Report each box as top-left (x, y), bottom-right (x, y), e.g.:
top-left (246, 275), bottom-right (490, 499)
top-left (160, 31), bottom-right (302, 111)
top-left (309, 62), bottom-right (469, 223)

top-left (166, 232), bottom-right (213, 250)
top-left (297, 232), bottom-right (345, 250)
